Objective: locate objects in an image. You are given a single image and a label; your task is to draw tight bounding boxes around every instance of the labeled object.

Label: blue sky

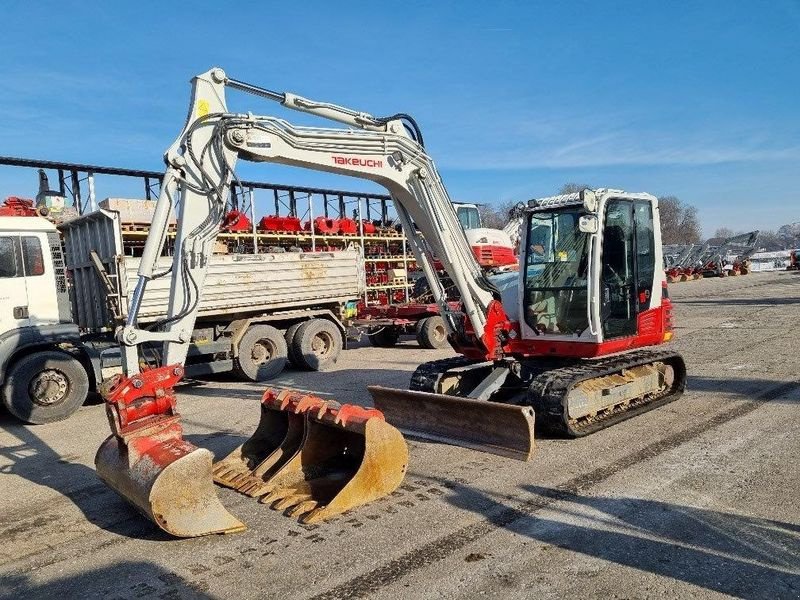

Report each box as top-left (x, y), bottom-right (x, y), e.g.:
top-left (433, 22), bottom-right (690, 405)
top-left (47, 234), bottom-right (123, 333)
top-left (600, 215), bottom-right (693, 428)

top-left (1, 1), bottom-right (797, 235)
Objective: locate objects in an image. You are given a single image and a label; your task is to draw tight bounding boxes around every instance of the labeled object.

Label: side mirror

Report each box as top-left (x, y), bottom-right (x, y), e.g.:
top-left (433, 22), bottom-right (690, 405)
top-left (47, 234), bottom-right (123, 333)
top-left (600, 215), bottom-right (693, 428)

top-left (578, 215), bottom-right (598, 234)
top-left (580, 189), bottom-right (598, 213)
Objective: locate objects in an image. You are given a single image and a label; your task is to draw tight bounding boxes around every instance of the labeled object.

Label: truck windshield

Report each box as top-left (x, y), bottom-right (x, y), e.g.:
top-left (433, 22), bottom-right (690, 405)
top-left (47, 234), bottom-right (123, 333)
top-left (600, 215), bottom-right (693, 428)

top-left (523, 208), bottom-right (590, 335)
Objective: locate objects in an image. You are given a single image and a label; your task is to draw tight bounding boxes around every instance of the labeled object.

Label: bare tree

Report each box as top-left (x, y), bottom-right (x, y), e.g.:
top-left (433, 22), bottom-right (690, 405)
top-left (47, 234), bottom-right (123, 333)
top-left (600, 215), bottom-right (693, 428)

top-left (558, 183), bottom-right (592, 194)
top-left (658, 196), bottom-right (701, 244)
top-left (714, 227), bottom-right (736, 239)
top-left (477, 200), bottom-right (516, 229)
top-left (756, 229), bottom-right (783, 251)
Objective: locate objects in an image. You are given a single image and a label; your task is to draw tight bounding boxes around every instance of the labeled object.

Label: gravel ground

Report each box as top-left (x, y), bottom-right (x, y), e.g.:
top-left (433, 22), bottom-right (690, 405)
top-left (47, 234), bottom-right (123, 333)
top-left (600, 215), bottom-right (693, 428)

top-left (1, 270), bottom-right (798, 599)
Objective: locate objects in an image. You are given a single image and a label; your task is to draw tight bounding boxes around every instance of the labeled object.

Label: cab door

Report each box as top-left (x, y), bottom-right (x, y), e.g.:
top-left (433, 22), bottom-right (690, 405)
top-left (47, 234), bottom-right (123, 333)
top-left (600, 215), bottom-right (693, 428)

top-left (599, 199), bottom-right (657, 339)
top-left (0, 235), bottom-right (31, 331)
top-left (20, 234), bottom-right (59, 324)
top-left (600, 200), bottom-right (637, 338)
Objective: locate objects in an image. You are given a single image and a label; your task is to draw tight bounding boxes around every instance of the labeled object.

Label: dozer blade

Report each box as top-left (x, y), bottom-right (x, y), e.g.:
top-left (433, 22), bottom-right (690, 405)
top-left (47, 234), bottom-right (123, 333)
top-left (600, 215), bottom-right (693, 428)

top-left (95, 418), bottom-right (246, 538)
top-left (368, 386), bottom-right (536, 461)
top-left (213, 389), bottom-right (408, 524)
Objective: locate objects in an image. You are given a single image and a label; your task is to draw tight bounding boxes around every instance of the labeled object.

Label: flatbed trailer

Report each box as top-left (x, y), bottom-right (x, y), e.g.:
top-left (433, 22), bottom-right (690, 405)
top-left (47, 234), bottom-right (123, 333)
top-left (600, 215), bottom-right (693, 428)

top-left (355, 302), bottom-right (458, 349)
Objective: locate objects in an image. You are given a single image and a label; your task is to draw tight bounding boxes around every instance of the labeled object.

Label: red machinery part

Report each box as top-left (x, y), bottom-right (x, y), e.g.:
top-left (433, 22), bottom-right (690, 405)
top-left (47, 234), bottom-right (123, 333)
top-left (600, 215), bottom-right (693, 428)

top-left (305, 217), bottom-right (338, 234)
top-left (258, 215), bottom-right (302, 232)
top-left (221, 209), bottom-right (253, 232)
top-left (0, 196), bottom-right (38, 217)
top-left (101, 364), bottom-right (184, 433)
top-left (337, 218), bottom-right (358, 235)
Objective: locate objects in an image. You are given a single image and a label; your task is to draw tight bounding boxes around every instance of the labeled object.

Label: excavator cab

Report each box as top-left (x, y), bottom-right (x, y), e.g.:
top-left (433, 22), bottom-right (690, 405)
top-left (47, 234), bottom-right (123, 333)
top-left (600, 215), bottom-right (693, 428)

top-left (520, 191), bottom-right (663, 347)
top-left (377, 189), bottom-right (684, 449)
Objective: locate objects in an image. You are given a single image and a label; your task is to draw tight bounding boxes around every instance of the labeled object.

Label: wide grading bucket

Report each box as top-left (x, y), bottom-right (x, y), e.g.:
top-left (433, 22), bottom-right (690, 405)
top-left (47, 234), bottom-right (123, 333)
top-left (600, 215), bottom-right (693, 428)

top-left (213, 389), bottom-right (408, 524)
top-left (368, 386), bottom-right (536, 461)
top-left (96, 416), bottom-right (246, 537)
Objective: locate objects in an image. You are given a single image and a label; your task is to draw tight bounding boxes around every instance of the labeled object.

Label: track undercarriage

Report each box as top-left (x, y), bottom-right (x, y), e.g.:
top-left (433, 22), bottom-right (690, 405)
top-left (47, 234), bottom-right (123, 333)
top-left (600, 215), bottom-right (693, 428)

top-left (407, 349), bottom-right (687, 438)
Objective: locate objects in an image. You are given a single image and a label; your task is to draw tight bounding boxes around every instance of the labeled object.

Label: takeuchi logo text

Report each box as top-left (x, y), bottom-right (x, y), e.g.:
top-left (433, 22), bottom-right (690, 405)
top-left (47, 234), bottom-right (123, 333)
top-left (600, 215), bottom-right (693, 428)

top-left (332, 156), bottom-right (383, 168)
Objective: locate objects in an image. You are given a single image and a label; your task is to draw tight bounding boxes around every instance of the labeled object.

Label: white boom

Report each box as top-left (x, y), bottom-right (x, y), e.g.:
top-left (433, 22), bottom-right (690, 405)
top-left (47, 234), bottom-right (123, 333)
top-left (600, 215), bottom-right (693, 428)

top-left (119, 68), bottom-right (497, 375)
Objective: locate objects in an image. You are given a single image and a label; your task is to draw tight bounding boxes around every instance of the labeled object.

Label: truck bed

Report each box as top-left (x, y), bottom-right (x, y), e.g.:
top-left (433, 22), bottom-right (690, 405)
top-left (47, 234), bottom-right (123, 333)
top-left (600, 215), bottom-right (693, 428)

top-left (60, 208), bottom-right (364, 331)
top-left (126, 251), bottom-right (364, 323)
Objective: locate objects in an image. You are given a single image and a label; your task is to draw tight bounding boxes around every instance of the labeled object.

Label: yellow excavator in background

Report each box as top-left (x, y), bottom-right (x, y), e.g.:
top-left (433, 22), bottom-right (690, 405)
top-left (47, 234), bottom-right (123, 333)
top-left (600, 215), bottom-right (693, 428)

top-left (96, 68), bottom-right (684, 537)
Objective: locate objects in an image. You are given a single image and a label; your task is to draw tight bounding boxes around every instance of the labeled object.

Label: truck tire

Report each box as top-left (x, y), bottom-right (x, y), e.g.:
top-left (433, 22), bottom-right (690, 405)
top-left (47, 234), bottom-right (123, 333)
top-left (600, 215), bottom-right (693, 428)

top-left (1, 350), bottom-right (90, 424)
top-left (415, 315), bottom-right (449, 349)
top-left (233, 324), bottom-right (288, 382)
top-left (291, 318), bottom-right (342, 371)
top-left (284, 321), bottom-right (305, 367)
top-left (367, 326), bottom-right (400, 348)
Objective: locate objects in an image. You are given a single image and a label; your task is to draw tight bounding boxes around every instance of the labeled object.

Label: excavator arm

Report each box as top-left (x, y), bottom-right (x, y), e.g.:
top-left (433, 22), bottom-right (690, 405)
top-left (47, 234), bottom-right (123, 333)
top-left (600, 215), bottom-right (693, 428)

top-left (119, 68), bottom-right (503, 382)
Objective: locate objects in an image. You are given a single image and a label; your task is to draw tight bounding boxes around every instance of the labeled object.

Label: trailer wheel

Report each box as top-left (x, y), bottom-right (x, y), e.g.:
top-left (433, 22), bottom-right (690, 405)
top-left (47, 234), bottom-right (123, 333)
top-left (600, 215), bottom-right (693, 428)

top-left (284, 321), bottom-right (305, 367)
top-left (2, 350), bottom-right (90, 424)
top-left (291, 319), bottom-right (342, 371)
top-left (367, 326), bottom-right (400, 348)
top-left (234, 324), bottom-right (288, 381)
top-left (415, 316), bottom-right (449, 349)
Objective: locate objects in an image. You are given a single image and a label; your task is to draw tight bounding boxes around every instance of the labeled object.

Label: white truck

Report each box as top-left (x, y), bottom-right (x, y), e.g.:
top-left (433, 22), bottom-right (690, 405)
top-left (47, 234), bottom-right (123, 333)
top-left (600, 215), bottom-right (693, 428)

top-left (0, 206), bottom-right (364, 424)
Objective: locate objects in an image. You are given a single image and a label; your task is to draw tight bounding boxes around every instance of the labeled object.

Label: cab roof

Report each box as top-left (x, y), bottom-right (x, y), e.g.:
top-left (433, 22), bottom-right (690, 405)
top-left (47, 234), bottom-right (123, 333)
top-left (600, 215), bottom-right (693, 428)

top-left (0, 215), bottom-right (58, 233)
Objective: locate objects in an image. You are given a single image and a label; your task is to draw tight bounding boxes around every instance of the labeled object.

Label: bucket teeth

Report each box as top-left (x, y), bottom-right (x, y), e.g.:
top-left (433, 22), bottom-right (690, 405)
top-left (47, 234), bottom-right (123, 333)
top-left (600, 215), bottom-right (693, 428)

top-left (287, 500), bottom-right (319, 519)
top-left (272, 493), bottom-right (313, 511)
top-left (213, 387), bottom-right (408, 523)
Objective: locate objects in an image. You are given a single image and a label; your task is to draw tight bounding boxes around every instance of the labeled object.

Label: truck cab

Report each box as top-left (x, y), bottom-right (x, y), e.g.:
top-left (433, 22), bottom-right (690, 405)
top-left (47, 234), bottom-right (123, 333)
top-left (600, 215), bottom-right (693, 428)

top-left (0, 215), bottom-right (89, 424)
top-left (0, 216), bottom-right (70, 329)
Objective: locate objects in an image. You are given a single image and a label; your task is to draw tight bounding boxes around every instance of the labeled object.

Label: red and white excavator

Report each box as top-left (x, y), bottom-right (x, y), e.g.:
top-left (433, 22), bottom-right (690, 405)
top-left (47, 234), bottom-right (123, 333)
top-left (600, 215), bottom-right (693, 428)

top-left (96, 68), bottom-right (686, 537)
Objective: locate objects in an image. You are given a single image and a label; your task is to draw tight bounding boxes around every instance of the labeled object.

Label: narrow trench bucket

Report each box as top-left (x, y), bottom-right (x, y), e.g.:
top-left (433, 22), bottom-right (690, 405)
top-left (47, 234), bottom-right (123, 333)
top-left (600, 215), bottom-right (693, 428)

top-left (95, 418), bottom-right (246, 538)
top-left (368, 385), bottom-right (536, 461)
top-left (213, 389), bottom-right (408, 523)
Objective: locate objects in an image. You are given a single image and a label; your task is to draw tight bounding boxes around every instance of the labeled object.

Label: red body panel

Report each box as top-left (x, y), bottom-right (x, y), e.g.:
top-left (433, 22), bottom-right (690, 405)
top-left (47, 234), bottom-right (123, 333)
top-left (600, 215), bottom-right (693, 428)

top-left (471, 244), bottom-right (517, 268)
top-left (453, 296), bottom-right (674, 362)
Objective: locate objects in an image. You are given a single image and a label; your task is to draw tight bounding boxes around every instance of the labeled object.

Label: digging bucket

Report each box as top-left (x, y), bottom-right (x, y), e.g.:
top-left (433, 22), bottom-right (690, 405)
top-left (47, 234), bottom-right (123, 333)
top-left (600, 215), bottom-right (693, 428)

top-left (212, 389), bottom-right (308, 497)
top-left (95, 416), bottom-right (246, 538)
top-left (214, 389), bottom-right (408, 523)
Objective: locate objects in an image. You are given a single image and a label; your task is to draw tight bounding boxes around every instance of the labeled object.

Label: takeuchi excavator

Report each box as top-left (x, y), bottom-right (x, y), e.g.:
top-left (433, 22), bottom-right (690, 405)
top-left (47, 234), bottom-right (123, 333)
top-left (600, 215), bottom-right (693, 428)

top-left (96, 68), bottom-right (686, 537)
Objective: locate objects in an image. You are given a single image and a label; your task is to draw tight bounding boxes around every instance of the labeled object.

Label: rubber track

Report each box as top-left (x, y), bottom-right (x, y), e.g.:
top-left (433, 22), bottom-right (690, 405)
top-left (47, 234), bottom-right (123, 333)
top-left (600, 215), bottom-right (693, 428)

top-left (409, 356), bottom-right (477, 393)
top-left (528, 348), bottom-right (686, 437)
top-left (410, 350), bottom-right (686, 439)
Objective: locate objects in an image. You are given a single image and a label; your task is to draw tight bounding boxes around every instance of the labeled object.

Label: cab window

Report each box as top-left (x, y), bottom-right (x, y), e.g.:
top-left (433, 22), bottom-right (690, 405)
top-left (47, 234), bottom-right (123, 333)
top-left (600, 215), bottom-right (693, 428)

top-left (0, 237), bottom-right (19, 278)
top-left (456, 206), bottom-right (481, 230)
top-left (21, 236), bottom-right (45, 276)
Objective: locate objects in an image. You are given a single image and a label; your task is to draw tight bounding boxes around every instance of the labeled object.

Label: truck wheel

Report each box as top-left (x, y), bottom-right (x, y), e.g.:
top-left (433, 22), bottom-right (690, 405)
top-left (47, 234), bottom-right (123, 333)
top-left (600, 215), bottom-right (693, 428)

top-left (367, 326), bottom-right (399, 348)
top-left (291, 319), bottom-right (342, 371)
top-left (233, 325), bottom-right (288, 381)
top-left (1, 350), bottom-right (90, 424)
top-left (415, 316), bottom-right (449, 349)
top-left (284, 321), bottom-right (305, 367)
